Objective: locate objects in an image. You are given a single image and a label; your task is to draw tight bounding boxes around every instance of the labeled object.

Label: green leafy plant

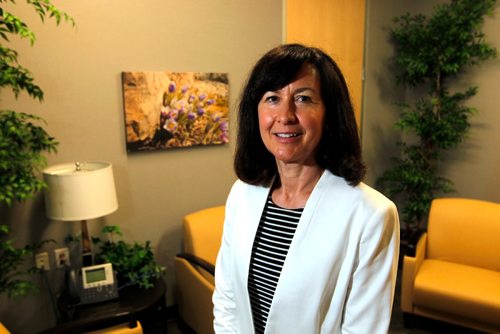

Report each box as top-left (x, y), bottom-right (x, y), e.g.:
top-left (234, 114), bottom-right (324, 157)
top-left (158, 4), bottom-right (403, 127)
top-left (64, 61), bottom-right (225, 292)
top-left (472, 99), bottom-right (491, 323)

top-left (93, 226), bottom-right (163, 289)
top-left (0, 111), bottom-right (57, 205)
top-left (377, 0), bottom-right (497, 240)
top-left (0, 225), bottom-right (38, 298)
top-left (0, 225), bottom-right (53, 298)
top-left (0, 0), bottom-right (73, 298)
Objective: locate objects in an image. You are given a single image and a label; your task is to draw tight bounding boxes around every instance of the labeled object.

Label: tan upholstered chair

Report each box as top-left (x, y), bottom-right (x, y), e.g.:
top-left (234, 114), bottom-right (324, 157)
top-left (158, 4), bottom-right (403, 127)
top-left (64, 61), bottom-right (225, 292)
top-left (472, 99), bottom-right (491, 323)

top-left (174, 206), bottom-right (225, 334)
top-left (401, 198), bottom-right (500, 333)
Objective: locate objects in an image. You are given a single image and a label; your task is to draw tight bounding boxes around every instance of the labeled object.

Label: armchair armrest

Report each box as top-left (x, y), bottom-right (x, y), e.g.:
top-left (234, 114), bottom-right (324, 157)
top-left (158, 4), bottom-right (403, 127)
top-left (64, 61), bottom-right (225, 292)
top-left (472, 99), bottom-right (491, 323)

top-left (401, 232), bottom-right (427, 313)
top-left (174, 253), bottom-right (216, 332)
top-left (176, 253), bottom-right (215, 276)
top-left (405, 229), bottom-right (425, 257)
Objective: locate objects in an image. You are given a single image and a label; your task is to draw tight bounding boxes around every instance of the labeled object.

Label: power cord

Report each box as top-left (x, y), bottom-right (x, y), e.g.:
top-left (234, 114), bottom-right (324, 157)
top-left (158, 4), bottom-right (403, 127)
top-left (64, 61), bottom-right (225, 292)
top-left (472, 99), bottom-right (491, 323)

top-left (39, 268), bottom-right (63, 324)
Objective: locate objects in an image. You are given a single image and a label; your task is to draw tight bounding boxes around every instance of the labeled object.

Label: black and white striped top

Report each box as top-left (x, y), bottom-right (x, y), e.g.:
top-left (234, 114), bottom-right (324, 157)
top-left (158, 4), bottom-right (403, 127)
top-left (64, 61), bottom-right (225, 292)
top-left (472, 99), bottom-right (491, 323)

top-left (247, 196), bottom-right (303, 334)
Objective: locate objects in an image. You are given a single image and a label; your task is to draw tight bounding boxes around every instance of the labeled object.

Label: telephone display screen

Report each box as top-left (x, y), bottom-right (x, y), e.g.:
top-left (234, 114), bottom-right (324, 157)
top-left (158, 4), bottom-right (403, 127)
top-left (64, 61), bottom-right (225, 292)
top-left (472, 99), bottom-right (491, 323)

top-left (85, 267), bottom-right (106, 283)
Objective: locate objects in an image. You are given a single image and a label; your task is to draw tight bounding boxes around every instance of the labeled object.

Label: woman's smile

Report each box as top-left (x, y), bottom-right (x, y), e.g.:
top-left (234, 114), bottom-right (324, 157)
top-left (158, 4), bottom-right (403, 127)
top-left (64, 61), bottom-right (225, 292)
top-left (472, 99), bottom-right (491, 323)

top-left (274, 131), bottom-right (302, 139)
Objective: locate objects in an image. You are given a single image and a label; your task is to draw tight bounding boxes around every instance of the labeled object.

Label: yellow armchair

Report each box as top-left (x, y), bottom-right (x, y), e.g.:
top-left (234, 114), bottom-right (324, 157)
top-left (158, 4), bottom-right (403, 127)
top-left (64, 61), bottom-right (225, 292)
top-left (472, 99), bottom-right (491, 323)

top-left (401, 198), bottom-right (500, 333)
top-left (174, 206), bottom-right (225, 334)
top-left (86, 321), bottom-right (143, 333)
top-left (0, 323), bottom-right (11, 334)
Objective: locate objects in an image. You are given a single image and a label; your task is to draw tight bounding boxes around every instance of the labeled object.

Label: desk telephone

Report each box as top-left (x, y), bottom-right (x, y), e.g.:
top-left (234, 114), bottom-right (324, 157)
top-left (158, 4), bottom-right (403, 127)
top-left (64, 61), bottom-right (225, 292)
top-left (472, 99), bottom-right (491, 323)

top-left (68, 263), bottom-right (119, 305)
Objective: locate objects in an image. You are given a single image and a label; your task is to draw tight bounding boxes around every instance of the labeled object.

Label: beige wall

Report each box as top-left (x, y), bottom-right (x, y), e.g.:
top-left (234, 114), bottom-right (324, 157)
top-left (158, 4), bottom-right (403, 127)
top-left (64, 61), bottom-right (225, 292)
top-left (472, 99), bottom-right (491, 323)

top-left (0, 1), bottom-right (282, 333)
top-left (362, 0), bottom-right (500, 205)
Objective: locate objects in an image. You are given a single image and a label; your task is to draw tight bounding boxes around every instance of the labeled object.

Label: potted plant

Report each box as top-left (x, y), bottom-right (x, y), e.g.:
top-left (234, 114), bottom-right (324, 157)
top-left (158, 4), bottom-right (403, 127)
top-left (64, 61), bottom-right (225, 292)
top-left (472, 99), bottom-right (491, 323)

top-left (0, 1), bottom-right (73, 298)
top-left (92, 226), bottom-right (164, 289)
top-left (377, 0), bottom-right (497, 243)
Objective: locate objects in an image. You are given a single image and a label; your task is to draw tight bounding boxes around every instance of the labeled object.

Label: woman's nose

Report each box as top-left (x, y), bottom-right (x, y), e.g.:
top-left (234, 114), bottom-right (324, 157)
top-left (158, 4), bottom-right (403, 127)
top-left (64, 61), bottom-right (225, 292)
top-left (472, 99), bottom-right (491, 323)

top-left (276, 99), bottom-right (297, 124)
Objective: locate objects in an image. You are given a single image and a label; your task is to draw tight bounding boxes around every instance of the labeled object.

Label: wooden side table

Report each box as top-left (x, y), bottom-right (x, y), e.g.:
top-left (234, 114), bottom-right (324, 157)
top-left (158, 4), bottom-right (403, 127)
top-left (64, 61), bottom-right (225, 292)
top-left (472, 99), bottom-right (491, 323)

top-left (40, 278), bottom-right (167, 334)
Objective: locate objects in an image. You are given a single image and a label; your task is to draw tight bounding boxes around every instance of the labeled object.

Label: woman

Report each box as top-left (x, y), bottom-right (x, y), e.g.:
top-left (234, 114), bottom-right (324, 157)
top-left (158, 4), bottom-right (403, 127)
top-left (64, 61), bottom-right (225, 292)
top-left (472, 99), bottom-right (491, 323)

top-left (213, 44), bottom-right (399, 334)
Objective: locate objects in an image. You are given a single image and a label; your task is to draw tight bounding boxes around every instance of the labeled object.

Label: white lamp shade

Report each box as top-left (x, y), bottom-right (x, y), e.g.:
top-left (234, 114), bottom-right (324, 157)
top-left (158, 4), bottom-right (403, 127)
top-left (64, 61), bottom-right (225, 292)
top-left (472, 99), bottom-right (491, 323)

top-left (43, 161), bottom-right (118, 221)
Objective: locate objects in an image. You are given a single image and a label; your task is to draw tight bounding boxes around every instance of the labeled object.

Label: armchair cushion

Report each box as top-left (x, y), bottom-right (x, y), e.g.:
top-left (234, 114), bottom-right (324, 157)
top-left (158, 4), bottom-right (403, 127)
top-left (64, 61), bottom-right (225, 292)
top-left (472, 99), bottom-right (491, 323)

top-left (414, 259), bottom-right (500, 326)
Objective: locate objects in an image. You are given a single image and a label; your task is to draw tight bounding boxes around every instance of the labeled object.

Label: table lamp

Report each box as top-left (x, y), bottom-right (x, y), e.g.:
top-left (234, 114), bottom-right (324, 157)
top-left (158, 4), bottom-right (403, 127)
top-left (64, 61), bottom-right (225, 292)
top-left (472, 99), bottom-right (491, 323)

top-left (43, 161), bottom-right (118, 267)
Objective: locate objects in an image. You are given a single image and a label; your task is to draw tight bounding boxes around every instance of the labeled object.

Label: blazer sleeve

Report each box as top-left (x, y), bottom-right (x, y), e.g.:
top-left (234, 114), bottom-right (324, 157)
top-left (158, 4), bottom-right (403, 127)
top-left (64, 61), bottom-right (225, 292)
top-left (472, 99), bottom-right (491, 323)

top-left (213, 182), bottom-right (239, 333)
top-left (341, 200), bottom-right (400, 334)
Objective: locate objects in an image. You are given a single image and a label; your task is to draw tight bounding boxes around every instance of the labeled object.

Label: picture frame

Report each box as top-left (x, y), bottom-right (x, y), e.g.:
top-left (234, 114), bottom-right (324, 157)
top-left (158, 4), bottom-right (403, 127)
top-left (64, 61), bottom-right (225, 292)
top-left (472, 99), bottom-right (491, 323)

top-left (122, 71), bottom-right (229, 152)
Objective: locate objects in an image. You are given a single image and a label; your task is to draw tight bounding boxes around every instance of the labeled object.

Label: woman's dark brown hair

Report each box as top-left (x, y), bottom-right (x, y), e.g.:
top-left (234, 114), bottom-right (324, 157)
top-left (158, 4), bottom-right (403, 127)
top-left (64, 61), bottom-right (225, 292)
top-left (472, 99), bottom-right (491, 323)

top-left (234, 43), bottom-right (365, 186)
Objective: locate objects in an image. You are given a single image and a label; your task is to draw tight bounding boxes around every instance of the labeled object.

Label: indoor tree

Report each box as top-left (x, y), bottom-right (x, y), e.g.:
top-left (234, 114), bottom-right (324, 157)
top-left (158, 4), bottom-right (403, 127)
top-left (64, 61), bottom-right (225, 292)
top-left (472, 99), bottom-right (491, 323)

top-left (377, 0), bottom-right (497, 241)
top-left (0, 0), bottom-right (73, 298)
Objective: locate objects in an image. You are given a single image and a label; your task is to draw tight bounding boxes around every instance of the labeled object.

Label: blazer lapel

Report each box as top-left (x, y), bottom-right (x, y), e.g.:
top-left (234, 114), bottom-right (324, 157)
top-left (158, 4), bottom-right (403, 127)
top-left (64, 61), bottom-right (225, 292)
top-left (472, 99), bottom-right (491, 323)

top-left (265, 171), bottom-right (333, 328)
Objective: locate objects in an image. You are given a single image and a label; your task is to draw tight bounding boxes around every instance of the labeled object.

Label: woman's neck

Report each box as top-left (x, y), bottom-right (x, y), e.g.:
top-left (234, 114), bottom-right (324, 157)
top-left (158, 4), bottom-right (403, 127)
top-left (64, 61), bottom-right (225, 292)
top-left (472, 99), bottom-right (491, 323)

top-left (272, 163), bottom-right (324, 209)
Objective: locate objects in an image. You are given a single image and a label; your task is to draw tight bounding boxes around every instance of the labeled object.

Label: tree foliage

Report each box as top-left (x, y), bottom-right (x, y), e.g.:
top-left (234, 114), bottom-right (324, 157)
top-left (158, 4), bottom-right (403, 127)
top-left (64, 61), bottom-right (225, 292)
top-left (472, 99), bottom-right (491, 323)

top-left (0, 0), bottom-right (74, 206)
top-left (0, 224), bottom-right (53, 298)
top-left (377, 0), bottom-right (497, 238)
top-left (0, 110), bottom-right (57, 206)
top-left (0, 0), bottom-right (73, 298)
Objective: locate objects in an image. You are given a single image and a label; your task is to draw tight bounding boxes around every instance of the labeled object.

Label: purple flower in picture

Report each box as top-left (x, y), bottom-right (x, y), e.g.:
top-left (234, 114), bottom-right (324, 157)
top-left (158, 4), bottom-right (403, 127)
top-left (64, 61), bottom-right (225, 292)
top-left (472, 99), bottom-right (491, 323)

top-left (187, 112), bottom-right (196, 120)
top-left (169, 109), bottom-right (179, 120)
top-left (220, 133), bottom-right (229, 143)
top-left (182, 85), bottom-right (189, 93)
top-left (161, 106), bottom-right (171, 118)
top-left (164, 119), bottom-right (178, 132)
top-left (206, 99), bottom-right (214, 106)
top-left (219, 121), bottom-right (229, 143)
top-left (220, 121), bottom-right (228, 132)
top-left (188, 95), bottom-right (195, 103)
top-left (197, 107), bottom-right (205, 116)
top-left (176, 100), bottom-right (187, 113)
top-left (198, 93), bottom-right (206, 101)
top-left (168, 82), bottom-right (176, 93)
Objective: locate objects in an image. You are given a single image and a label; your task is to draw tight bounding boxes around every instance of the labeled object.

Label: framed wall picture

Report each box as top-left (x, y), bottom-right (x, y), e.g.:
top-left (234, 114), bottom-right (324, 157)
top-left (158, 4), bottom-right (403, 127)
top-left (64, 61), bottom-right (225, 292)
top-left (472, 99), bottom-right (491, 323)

top-left (122, 71), bottom-right (229, 152)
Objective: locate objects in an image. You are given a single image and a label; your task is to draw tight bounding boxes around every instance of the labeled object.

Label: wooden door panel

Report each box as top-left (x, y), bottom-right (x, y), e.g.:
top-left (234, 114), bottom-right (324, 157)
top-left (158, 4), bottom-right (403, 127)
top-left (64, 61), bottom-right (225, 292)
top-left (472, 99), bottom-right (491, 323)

top-left (286, 0), bottom-right (365, 125)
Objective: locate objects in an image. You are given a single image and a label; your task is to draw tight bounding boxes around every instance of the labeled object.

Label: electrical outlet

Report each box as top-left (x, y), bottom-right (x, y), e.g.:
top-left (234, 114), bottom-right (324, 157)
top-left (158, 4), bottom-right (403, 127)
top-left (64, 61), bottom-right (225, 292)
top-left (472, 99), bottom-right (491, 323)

top-left (35, 252), bottom-right (50, 271)
top-left (54, 248), bottom-right (70, 268)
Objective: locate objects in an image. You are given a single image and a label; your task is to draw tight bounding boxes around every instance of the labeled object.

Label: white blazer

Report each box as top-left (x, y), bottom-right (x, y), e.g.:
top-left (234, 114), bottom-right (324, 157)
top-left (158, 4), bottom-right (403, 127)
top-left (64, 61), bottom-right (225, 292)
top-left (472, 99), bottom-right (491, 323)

top-left (213, 170), bottom-right (400, 333)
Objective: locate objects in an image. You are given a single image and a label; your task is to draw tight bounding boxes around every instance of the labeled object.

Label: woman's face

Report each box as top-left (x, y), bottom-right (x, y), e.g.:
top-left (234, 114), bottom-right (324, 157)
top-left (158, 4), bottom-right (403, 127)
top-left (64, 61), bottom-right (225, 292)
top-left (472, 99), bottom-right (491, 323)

top-left (258, 63), bottom-right (325, 167)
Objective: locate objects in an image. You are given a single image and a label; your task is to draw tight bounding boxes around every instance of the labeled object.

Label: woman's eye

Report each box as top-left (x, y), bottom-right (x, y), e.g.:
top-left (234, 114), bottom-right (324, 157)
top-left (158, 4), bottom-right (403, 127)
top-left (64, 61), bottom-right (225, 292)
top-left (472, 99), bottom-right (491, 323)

top-left (264, 95), bottom-right (279, 103)
top-left (295, 95), bottom-right (313, 103)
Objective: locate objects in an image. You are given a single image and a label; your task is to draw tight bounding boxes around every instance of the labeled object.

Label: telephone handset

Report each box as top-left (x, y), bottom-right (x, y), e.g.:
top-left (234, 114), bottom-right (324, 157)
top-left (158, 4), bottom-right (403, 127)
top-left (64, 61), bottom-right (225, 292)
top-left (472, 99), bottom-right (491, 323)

top-left (67, 263), bottom-right (119, 305)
